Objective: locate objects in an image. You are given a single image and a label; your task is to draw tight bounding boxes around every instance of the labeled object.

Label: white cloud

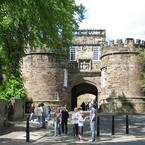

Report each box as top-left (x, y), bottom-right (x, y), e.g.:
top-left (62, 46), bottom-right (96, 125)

top-left (76, 0), bottom-right (145, 40)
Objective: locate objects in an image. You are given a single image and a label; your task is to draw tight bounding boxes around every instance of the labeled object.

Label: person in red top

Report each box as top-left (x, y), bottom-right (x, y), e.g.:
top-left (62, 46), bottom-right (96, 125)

top-left (54, 107), bottom-right (62, 136)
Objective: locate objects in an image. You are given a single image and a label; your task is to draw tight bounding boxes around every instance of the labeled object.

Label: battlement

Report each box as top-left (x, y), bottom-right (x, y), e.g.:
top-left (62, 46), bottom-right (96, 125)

top-left (105, 38), bottom-right (145, 48)
top-left (101, 38), bottom-right (145, 58)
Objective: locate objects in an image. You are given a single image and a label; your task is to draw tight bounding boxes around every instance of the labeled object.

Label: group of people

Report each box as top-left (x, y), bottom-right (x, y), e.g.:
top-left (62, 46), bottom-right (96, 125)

top-left (72, 102), bottom-right (97, 142)
top-left (53, 106), bottom-right (69, 136)
top-left (53, 102), bottom-right (97, 142)
top-left (29, 100), bottom-right (97, 142)
top-left (29, 103), bottom-right (52, 129)
top-left (80, 99), bottom-right (97, 111)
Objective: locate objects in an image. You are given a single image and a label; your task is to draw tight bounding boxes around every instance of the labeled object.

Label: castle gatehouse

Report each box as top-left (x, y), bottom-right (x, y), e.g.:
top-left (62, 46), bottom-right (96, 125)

top-left (21, 29), bottom-right (145, 112)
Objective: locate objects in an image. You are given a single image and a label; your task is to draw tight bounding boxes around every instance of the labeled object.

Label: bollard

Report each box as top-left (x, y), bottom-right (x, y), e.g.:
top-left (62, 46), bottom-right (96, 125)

top-left (126, 114), bottom-right (129, 134)
top-left (97, 116), bottom-right (100, 136)
top-left (112, 115), bottom-right (115, 135)
top-left (26, 115), bottom-right (30, 142)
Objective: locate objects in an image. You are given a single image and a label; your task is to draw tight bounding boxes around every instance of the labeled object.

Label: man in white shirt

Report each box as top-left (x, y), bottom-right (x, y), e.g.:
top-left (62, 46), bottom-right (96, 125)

top-left (71, 107), bottom-right (79, 136)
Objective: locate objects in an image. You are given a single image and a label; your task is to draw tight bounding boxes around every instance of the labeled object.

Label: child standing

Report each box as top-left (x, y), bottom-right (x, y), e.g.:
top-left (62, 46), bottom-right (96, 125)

top-left (78, 110), bottom-right (87, 141)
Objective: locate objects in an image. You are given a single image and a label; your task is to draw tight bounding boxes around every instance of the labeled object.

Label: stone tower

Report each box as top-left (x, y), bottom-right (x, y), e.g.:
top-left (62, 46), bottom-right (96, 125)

top-left (21, 48), bottom-right (67, 107)
top-left (100, 38), bottom-right (145, 112)
top-left (68, 29), bottom-right (106, 110)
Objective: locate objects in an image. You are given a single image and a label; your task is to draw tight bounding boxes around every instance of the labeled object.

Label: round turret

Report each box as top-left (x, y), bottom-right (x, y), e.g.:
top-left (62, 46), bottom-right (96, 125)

top-left (100, 38), bottom-right (145, 113)
top-left (21, 48), bottom-right (67, 108)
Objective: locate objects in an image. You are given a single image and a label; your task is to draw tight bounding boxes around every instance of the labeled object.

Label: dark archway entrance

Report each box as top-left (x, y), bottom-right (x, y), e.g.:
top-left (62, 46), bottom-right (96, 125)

top-left (71, 83), bottom-right (98, 110)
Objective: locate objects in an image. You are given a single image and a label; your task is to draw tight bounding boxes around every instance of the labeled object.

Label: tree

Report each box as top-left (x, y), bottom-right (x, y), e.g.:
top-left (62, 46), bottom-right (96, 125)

top-left (0, 0), bottom-right (85, 99)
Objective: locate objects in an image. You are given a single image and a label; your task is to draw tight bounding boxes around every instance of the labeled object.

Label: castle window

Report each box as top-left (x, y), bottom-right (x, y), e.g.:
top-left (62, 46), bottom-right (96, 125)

top-left (54, 92), bottom-right (59, 101)
top-left (70, 47), bottom-right (76, 61)
top-left (63, 69), bottom-right (68, 87)
top-left (101, 68), bottom-right (107, 88)
top-left (93, 46), bottom-right (101, 61)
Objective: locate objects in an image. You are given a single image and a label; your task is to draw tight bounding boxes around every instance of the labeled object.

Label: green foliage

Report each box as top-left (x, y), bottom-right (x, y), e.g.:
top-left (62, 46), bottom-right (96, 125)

top-left (0, 0), bottom-right (85, 75)
top-left (0, 0), bottom-right (85, 56)
top-left (0, 0), bottom-right (85, 100)
top-left (138, 49), bottom-right (145, 67)
top-left (0, 76), bottom-right (26, 100)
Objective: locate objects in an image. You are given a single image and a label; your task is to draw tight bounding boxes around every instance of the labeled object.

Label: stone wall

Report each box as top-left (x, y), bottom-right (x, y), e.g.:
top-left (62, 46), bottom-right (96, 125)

top-left (0, 100), bottom-right (25, 129)
top-left (101, 98), bottom-right (145, 113)
top-left (0, 100), bottom-right (8, 128)
top-left (0, 99), bottom-right (24, 129)
top-left (8, 99), bottom-right (25, 121)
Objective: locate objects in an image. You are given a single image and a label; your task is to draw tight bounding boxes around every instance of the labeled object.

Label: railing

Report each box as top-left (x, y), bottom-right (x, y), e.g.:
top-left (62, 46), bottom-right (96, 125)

top-left (94, 113), bottom-right (145, 138)
top-left (96, 114), bottom-right (129, 136)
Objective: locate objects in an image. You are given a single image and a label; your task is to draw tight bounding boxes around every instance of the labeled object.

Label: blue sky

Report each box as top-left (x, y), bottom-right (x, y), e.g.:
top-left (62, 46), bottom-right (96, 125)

top-left (76, 0), bottom-right (145, 41)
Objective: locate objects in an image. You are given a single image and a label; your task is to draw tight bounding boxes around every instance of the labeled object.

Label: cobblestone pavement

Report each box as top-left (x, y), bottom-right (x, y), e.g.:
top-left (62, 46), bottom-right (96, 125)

top-left (0, 113), bottom-right (145, 145)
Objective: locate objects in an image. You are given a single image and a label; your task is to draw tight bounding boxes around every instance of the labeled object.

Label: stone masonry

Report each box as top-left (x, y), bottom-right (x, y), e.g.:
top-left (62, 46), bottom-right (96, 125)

top-left (21, 48), bottom-right (66, 108)
top-left (101, 39), bottom-right (145, 112)
top-left (21, 30), bottom-right (145, 112)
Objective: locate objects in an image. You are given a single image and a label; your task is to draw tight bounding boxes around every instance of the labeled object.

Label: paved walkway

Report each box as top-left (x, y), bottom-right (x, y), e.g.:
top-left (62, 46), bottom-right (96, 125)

top-left (0, 114), bottom-right (145, 144)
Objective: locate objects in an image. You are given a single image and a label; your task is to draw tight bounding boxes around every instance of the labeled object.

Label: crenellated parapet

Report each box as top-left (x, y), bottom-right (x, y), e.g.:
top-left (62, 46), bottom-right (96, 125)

top-left (24, 43), bottom-right (52, 54)
top-left (105, 38), bottom-right (145, 48)
top-left (102, 38), bottom-right (145, 58)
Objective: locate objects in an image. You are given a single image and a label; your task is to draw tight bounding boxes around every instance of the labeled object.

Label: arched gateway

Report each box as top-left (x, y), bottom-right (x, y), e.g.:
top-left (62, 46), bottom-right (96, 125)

top-left (71, 83), bottom-right (98, 110)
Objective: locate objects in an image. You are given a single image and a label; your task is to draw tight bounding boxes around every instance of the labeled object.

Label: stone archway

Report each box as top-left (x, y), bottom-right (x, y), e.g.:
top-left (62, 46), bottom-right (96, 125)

top-left (71, 83), bottom-right (98, 110)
